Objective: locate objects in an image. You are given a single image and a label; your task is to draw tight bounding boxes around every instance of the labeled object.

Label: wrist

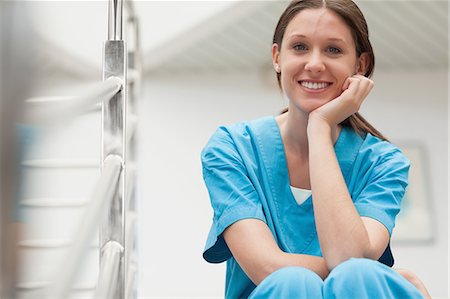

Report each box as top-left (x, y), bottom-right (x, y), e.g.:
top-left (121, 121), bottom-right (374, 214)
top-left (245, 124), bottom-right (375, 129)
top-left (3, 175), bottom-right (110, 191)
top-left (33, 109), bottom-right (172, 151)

top-left (307, 114), bottom-right (332, 137)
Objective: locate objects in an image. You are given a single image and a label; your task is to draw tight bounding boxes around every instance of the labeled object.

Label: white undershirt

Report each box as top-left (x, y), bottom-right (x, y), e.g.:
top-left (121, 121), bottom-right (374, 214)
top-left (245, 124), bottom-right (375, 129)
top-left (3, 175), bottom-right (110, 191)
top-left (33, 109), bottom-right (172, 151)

top-left (290, 185), bottom-right (312, 205)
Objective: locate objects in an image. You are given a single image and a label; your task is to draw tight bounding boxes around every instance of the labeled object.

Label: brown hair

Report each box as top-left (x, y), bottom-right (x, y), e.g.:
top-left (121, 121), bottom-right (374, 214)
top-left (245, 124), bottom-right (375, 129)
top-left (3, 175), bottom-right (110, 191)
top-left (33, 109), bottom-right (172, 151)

top-left (273, 0), bottom-right (387, 141)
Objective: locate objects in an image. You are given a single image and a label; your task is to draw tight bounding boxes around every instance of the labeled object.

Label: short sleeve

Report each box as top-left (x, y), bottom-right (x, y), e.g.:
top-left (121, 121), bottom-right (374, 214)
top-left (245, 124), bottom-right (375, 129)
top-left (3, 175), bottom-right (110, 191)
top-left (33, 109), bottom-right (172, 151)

top-left (354, 150), bottom-right (410, 235)
top-left (201, 128), bottom-right (266, 263)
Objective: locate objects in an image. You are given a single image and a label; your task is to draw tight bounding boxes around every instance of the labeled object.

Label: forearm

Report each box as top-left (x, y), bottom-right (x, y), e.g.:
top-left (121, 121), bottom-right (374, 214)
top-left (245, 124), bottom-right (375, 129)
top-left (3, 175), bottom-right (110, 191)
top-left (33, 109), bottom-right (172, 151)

top-left (307, 119), bottom-right (371, 269)
top-left (278, 252), bottom-right (330, 280)
top-left (224, 219), bottom-right (329, 285)
top-left (252, 250), bottom-right (329, 284)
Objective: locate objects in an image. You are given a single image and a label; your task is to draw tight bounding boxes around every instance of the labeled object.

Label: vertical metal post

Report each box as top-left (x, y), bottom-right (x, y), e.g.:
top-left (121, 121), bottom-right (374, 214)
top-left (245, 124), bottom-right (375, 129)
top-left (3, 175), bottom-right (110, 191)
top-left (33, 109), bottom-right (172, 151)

top-left (102, 0), bottom-right (126, 297)
top-left (125, 11), bottom-right (140, 299)
top-left (108, 0), bottom-right (123, 41)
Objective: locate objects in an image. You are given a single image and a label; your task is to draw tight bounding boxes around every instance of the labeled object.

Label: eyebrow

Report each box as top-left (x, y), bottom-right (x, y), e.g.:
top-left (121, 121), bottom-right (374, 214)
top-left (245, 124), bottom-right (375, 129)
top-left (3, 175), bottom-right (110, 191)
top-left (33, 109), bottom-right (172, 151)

top-left (288, 33), bottom-right (346, 43)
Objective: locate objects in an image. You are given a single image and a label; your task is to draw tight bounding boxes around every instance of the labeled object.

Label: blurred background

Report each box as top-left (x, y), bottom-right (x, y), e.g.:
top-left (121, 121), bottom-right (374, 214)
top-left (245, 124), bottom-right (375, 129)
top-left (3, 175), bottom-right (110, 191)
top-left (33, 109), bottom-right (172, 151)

top-left (0, 0), bottom-right (448, 298)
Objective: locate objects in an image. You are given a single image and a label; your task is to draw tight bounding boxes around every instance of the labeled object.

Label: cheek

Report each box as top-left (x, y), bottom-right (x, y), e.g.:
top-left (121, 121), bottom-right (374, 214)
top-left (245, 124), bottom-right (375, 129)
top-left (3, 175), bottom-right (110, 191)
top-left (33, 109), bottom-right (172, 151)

top-left (345, 59), bottom-right (359, 75)
top-left (335, 64), bottom-right (357, 84)
top-left (280, 63), bottom-right (303, 91)
top-left (280, 54), bottom-right (302, 73)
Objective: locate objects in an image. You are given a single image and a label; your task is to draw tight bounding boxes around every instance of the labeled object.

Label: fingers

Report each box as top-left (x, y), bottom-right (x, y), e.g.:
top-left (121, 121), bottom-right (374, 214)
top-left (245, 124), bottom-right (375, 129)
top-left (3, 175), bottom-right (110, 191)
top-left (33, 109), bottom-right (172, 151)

top-left (342, 75), bottom-right (374, 106)
top-left (355, 75), bottom-right (374, 99)
top-left (310, 75), bottom-right (374, 127)
top-left (341, 77), bottom-right (352, 91)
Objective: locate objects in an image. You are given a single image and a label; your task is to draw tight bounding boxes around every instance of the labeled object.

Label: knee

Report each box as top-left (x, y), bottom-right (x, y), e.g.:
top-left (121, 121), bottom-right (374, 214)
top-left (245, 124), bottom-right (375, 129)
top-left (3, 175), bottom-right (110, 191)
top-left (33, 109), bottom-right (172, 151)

top-left (253, 266), bottom-right (323, 296)
top-left (323, 258), bottom-right (425, 299)
top-left (265, 266), bottom-right (323, 287)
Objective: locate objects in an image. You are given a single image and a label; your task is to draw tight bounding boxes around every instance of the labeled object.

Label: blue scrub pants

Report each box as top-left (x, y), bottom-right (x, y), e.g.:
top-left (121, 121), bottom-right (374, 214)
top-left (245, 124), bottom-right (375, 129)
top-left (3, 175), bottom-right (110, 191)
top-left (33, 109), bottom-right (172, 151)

top-left (249, 258), bottom-right (424, 299)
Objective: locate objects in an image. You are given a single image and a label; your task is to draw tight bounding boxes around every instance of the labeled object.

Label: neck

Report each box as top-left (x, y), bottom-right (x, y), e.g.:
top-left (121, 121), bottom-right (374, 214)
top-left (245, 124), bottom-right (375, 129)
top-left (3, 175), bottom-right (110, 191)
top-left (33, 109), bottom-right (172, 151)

top-left (285, 109), bottom-right (310, 156)
top-left (277, 107), bottom-right (341, 158)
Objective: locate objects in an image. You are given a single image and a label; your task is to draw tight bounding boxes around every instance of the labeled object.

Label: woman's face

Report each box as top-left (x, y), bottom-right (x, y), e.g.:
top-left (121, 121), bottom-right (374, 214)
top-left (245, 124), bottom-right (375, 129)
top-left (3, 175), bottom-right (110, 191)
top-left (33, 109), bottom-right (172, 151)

top-left (273, 8), bottom-right (367, 113)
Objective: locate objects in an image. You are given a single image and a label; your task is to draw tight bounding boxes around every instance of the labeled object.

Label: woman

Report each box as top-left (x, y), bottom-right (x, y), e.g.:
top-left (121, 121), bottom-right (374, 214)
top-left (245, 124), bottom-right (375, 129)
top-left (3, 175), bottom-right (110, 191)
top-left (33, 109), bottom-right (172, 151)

top-left (201, 0), bottom-right (430, 298)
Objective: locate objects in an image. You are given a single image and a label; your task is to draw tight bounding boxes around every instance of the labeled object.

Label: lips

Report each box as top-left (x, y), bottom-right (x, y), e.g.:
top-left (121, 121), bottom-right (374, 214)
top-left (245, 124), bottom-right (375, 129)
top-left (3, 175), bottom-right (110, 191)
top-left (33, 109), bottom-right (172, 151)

top-left (299, 80), bottom-right (332, 90)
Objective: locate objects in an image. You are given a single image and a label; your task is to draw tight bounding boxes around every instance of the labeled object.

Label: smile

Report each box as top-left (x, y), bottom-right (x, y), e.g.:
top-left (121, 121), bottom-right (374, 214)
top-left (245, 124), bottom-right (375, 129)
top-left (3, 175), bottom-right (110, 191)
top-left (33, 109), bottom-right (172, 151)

top-left (299, 81), bottom-right (331, 90)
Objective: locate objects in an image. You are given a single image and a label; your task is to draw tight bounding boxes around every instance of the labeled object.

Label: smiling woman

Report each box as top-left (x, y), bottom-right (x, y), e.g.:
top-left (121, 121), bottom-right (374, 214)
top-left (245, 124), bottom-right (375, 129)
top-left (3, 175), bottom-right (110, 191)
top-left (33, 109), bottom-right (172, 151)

top-left (201, 0), bottom-right (431, 298)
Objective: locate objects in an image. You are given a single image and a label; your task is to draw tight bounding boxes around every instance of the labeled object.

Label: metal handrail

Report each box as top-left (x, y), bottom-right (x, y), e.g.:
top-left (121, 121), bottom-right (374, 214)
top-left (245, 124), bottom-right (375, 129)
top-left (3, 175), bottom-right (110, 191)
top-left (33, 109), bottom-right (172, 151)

top-left (45, 154), bottom-right (123, 298)
top-left (25, 76), bottom-right (123, 125)
top-left (16, 0), bottom-right (140, 297)
top-left (21, 159), bottom-right (98, 168)
top-left (95, 241), bottom-right (123, 298)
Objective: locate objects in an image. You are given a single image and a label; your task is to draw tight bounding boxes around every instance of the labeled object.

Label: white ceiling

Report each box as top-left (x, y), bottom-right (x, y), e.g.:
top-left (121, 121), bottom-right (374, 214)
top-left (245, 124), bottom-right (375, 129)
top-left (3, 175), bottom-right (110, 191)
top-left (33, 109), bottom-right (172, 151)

top-left (144, 0), bottom-right (449, 75)
top-left (21, 0), bottom-right (449, 78)
top-left (24, 1), bottom-right (237, 78)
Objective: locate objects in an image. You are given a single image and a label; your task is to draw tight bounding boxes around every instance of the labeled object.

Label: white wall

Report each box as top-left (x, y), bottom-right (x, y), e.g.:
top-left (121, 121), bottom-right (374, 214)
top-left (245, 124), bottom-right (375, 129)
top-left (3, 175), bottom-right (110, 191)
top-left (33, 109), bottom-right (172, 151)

top-left (138, 72), bottom-right (284, 298)
top-left (138, 69), bottom-right (448, 298)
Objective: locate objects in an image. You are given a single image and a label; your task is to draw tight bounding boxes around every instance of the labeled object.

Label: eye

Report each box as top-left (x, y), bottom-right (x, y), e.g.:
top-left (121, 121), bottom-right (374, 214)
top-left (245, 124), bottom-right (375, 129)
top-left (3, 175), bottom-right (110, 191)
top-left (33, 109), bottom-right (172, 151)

top-left (327, 46), bottom-right (342, 54)
top-left (293, 43), bottom-right (308, 51)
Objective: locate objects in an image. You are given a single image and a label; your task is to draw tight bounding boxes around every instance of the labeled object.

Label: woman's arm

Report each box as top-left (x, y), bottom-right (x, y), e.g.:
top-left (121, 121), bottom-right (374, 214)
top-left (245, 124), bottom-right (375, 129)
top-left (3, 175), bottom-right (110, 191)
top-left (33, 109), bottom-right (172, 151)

top-left (307, 76), bottom-right (390, 269)
top-left (223, 218), bottom-right (329, 285)
top-left (308, 120), bottom-right (388, 269)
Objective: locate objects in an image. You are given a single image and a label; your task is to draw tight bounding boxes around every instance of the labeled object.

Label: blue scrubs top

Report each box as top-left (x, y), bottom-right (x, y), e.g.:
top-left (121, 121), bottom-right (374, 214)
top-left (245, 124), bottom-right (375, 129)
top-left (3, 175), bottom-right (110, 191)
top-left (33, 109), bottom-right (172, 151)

top-left (201, 116), bottom-right (410, 299)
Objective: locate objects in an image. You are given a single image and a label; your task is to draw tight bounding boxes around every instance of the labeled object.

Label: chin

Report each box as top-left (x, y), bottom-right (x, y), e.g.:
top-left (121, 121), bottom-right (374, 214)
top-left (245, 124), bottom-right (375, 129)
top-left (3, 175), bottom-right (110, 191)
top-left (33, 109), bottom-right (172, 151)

top-left (289, 103), bottom-right (319, 115)
top-left (295, 99), bottom-right (331, 114)
top-left (287, 91), bottom-right (334, 112)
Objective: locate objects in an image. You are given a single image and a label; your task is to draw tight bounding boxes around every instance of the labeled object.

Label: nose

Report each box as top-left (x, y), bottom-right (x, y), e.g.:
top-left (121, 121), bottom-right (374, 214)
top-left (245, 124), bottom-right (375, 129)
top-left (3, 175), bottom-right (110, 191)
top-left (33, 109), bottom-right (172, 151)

top-left (305, 50), bottom-right (325, 73)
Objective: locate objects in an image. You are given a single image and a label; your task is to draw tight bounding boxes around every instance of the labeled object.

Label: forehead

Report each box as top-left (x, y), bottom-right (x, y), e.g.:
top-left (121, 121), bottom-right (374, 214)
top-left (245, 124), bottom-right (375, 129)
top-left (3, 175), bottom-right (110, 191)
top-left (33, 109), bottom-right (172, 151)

top-left (284, 8), bottom-right (354, 44)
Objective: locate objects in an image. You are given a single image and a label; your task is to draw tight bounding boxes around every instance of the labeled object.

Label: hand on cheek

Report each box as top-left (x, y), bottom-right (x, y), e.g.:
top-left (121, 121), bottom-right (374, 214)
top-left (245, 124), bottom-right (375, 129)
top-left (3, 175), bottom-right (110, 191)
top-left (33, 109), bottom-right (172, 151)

top-left (341, 77), bottom-right (352, 92)
top-left (308, 75), bottom-right (374, 128)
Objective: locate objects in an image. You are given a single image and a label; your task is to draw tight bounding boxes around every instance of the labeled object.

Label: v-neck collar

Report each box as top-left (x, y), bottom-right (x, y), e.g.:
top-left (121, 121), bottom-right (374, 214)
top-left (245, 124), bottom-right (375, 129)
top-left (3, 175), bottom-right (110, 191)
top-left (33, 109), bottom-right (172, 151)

top-left (266, 116), bottom-right (364, 187)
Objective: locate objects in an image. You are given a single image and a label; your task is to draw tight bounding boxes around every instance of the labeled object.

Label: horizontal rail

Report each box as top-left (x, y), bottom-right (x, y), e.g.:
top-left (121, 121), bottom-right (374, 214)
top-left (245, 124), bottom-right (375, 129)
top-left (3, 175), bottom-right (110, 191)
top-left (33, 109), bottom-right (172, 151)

top-left (15, 282), bottom-right (49, 291)
top-left (21, 159), bottom-right (98, 169)
top-left (25, 77), bottom-right (122, 126)
top-left (26, 96), bottom-right (74, 103)
top-left (26, 97), bottom-right (102, 113)
top-left (18, 239), bottom-right (71, 248)
top-left (45, 154), bottom-right (123, 298)
top-left (16, 281), bottom-right (95, 291)
top-left (18, 239), bottom-right (98, 249)
top-left (95, 241), bottom-right (123, 298)
top-left (20, 197), bottom-right (88, 207)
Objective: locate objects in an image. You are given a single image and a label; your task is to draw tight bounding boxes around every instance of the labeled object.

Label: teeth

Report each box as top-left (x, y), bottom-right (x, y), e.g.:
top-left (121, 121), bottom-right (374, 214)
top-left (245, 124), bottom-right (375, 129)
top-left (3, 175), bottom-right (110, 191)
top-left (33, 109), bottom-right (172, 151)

top-left (301, 81), bottom-right (329, 90)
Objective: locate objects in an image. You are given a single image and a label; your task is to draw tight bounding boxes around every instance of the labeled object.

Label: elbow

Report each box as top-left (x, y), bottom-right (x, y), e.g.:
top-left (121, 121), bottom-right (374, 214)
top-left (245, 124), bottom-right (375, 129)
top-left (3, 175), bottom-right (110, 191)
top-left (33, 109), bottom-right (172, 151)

top-left (322, 225), bottom-right (385, 271)
top-left (248, 251), bottom-right (287, 285)
top-left (251, 261), bottom-right (280, 285)
top-left (325, 255), bottom-right (361, 272)
top-left (324, 248), bottom-right (368, 271)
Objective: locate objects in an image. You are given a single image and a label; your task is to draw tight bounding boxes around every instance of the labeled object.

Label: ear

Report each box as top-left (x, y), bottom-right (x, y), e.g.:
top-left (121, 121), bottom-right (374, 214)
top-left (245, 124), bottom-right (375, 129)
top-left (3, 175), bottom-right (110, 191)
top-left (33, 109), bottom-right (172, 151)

top-left (356, 52), bottom-right (370, 75)
top-left (272, 43), bottom-right (281, 72)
